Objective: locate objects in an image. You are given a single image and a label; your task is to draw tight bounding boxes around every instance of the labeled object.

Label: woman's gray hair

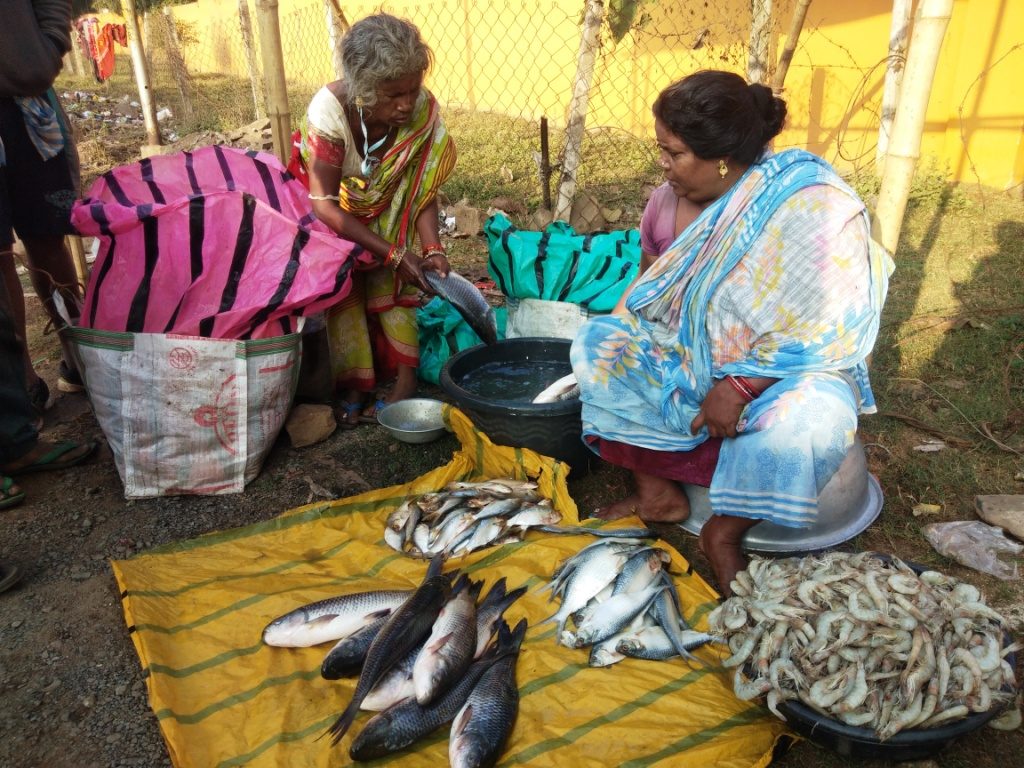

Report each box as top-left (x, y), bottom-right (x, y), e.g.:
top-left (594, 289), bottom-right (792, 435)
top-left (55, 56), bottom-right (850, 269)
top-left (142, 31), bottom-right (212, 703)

top-left (341, 14), bottom-right (432, 108)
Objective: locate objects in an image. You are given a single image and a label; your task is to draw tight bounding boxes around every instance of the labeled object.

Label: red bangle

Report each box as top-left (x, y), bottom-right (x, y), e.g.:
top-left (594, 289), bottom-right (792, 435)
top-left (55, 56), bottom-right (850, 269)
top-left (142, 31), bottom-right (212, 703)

top-left (725, 375), bottom-right (756, 403)
top-left (420, 242), bottom-right (444, 253)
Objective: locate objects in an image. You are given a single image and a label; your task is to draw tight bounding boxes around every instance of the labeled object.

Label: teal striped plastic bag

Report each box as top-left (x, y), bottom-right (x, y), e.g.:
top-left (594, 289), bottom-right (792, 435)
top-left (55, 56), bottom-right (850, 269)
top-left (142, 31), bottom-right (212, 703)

top-left (416, 297), bottom-right (507, 384)
top-left (484, 212), bottom-right (641, 311)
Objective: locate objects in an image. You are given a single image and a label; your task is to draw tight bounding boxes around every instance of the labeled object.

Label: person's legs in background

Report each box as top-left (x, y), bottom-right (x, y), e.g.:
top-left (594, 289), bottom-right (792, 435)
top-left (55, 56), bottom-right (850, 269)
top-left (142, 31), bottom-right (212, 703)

top-left (0, 96), bottom-right (84, 397)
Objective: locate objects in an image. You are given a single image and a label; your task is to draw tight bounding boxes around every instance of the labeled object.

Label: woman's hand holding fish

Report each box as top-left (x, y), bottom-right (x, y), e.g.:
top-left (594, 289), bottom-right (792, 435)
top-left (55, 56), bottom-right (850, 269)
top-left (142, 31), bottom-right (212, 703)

top-left (690, 378), bottom-right (747, 438)
top-left (393, 248), bottom-right (435, 294)
top-left (421, 251), bottom-right (450, 277)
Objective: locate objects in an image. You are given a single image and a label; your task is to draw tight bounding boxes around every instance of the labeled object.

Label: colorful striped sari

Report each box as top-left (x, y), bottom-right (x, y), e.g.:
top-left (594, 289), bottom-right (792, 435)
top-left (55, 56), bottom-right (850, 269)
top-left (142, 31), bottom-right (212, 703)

top-left (571, 149), bottom-right (894, 527)
top-left (292, 89), bottom-right (456, 392)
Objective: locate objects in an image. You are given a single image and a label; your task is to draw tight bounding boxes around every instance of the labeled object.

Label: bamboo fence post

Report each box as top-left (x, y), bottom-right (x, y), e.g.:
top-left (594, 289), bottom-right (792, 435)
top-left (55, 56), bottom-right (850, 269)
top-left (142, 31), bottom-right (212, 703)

top-left (771, 0), bottom-right (812, 95)
top-left (323, 0), bottom-right (348, 81)
top-left (239, 0), bottom-right (267, 120)
top-left (461, 0), bottom-right (477, 110)
top-left (66, 235), bottom-right (88, 288)
top-left (747, 0), bottom-right (773, 84)
top-left (877, 0), bottom-right (913, 169)
top-left (161, 7), bottom-right (195, 123)
top-left (554, 0), bottom-right (605, 223)
top-left (875, 0), bottom-right (953, 254)
top-left (254, 0), bottom-right (291, 164)
top-left (142, 10), bottom-right (152, 73)
top-left (120, 0), bottom-right (162, 152)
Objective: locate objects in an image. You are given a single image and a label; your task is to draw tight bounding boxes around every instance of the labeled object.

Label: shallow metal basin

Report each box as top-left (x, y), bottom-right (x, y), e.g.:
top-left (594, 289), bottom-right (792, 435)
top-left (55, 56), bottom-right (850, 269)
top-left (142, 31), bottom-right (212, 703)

top-left (676, 437), bottom-right (883, 554)
top-left (376, 398), bottom-right (447, 444)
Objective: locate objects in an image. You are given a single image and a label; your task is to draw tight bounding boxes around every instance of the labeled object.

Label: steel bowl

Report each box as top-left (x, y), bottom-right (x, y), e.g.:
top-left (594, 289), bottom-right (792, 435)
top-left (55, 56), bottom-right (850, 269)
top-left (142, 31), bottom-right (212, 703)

top-left (677, 437), bottom-right (883, 554)
top-left (376, 398), bottom-right (447, 444)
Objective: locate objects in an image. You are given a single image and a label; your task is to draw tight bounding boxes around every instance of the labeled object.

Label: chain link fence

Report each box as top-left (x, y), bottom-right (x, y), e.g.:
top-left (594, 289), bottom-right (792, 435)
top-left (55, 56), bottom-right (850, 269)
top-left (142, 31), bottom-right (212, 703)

top-left (73, 1), bottom-right (1000, 210)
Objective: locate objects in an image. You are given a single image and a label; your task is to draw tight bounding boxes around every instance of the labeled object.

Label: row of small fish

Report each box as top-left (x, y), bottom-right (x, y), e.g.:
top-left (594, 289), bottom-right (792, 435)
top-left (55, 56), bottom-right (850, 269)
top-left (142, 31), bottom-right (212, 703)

top-left (384, 478), bottom-right (562, 558)
top-left (262, 556), bottom-right (527, 766)
top-left (539, 538), bottom-right (722, 666)
top-left (708, 552), bottom-right (1020, 741)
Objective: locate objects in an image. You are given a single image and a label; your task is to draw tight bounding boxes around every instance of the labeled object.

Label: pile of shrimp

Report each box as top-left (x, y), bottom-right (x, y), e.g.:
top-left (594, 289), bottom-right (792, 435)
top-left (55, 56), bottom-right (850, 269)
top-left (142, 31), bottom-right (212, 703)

top-left (707, 552), bottom-right (1020, 741)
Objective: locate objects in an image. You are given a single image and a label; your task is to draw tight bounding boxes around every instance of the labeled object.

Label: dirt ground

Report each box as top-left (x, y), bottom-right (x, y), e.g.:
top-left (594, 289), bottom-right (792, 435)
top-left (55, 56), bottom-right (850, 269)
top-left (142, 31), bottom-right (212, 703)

top-left (1, 113), bottom-right (1021, 768)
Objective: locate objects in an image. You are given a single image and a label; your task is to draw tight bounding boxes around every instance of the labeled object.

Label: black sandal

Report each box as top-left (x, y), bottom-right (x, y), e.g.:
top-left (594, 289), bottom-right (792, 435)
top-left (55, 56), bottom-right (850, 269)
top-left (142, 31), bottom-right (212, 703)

top-left (27, 378), bottom-right (52, 415)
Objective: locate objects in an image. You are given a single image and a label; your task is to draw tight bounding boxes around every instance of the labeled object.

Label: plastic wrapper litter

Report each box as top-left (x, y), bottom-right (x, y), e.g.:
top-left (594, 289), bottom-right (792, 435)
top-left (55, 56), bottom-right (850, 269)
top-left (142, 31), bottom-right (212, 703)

top-left (922, 520), bottom-right (1023, 580)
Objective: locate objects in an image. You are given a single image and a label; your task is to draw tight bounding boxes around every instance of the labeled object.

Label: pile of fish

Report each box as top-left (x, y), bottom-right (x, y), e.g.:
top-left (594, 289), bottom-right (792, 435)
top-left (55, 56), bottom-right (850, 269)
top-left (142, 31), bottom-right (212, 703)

top-left (384, 479), bottom-right (562, 558)
top-left (262, 556), bottom-right (528, 765)
top-left (540, 538), bottom-right (722, 667)
top-left (709, 552), bottom-right (1021, 741)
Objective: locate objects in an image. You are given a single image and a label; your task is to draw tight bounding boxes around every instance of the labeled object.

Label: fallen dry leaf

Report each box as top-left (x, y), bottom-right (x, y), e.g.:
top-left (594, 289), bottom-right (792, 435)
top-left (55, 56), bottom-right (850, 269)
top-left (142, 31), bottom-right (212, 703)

top-left (912, 502), bottom-right (943, 517)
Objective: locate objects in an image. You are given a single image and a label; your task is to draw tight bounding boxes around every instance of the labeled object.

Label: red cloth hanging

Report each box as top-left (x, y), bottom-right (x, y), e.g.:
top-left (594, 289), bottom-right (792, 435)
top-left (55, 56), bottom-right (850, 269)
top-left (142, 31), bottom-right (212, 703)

top-left (75, 17), bottom-right (115, 82)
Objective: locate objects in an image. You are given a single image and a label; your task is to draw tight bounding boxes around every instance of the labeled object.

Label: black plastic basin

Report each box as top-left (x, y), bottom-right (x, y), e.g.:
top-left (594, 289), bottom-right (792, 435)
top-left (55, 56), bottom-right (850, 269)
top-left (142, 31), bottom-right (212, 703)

top-left (439, 337), bottom-right (592, 473)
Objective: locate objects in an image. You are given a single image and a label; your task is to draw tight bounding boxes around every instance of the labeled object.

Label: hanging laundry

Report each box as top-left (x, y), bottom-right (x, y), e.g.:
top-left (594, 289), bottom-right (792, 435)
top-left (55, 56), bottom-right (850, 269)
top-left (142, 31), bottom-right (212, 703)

top-left (108, 24), bottom-right (128, 48)
top-left (75, 17), bottom-right (116, 82)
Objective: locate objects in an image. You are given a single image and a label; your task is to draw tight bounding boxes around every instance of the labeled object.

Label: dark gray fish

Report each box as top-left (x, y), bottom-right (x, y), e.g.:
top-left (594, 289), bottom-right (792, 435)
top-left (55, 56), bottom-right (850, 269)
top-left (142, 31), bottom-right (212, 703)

top-left (326, 556), bottom-right (452, 745)
top-left (474, 578), bottom-right (528, 658)
top-left (321, 615), bottom-right (389, 680)
top-left (424, 270), bottom-right (498, 345)
top-left (449, 619), bottom-right (527, 768)
top-left (349, 620), bottom-right (520, 761)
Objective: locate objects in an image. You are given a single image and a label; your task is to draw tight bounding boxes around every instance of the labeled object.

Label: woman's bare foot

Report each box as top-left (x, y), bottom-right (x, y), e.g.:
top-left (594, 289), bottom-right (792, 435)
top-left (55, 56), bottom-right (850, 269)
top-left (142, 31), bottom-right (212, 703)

top-left (698, 514), bottom-right (760, 596)
top-left (594, 471), bottom-right (690, 523)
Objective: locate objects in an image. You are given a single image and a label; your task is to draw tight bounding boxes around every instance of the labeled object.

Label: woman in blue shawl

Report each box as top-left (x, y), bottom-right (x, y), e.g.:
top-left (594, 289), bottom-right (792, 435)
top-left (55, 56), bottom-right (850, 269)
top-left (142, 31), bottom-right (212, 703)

top-left (571, 72), bottom-right (893, 594)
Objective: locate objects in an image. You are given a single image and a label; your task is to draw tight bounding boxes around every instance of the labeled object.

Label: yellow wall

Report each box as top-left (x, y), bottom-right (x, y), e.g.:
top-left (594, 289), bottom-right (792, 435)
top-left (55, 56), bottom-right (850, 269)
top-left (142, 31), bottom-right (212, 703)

top-left (170, 0), bottom-right (1024, 190)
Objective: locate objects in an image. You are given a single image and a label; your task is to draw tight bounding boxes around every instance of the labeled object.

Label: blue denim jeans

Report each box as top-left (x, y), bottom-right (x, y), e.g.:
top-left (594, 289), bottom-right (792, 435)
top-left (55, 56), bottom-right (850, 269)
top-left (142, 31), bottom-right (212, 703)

top-left (0, 269), bottom-right (38, 464)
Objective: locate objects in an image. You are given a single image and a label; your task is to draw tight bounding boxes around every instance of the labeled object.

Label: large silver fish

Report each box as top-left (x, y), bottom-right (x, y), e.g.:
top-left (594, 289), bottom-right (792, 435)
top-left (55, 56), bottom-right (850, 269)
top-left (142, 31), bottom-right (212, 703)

top-left (327, 556), bottom-right (452, 745)
top-left (424, 270), bottom-right (498, 346)
top-left (348, 621), bottom-right (521, 761)
top-left (569, 582), bottom-right (666, 648)
top-left (531, 372), bottom-right (580, 403)
top-left (262, 589), bottom-right (410, 648)
top-left (449, 619), bottom-right (527, 768)
top-left (413, 575), bottom-right (480, 705)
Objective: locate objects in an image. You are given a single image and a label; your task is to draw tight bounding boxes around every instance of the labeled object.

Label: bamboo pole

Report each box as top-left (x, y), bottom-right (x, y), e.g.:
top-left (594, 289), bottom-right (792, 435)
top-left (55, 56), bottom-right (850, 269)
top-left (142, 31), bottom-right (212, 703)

top-left (553, 0), bottom-right (605, 223)
top-left (120, 0), bottom-right (162, 151)
top-left (66, 235), bottom-right (88, 288)
top-left (161, 7), bottom-right (195, 123)
top-left (323, 0), bottom-right (348, 81)
top-left (747, 0), bottom-right (773, 84)
top-left (240, 0), bottom-right (267, 121)
top-left (771, 0), bottom-right (812, 95)
top-left (877, 0), bottom-right (913, 168)
top-left (69, 27), bottom-right (87, 77)
top-left (461, 0), bottom-right (477, 110)
top-left (255, 0), bottom-right (291, 164)
top-left (875, 0), bottom-right (954, 254)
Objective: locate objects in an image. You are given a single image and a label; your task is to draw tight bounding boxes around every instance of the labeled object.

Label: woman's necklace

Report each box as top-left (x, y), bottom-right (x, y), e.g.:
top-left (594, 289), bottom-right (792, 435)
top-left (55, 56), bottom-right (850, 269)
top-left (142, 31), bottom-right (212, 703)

top-left (357, 107), bottom-right (390, 177)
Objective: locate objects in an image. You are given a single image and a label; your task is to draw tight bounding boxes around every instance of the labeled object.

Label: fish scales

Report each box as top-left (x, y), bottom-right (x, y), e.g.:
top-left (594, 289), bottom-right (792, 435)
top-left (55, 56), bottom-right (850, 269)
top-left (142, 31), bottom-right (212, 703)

top-left (262, 589), bottom-right (411, 648)
top-left (326, 556), bottom-right (452, 745)
top-left (348, 626), bottom-right (518, 761)
top-left (424, 270), bottom-right (498, 346)
top-left (449, 620), bottom-right (527, 768)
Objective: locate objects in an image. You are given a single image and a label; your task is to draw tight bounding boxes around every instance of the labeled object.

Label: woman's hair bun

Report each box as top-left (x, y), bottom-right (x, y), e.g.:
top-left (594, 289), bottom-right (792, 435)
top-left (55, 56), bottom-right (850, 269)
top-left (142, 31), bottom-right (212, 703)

top-left (748, 83), bottom-right (787, 142)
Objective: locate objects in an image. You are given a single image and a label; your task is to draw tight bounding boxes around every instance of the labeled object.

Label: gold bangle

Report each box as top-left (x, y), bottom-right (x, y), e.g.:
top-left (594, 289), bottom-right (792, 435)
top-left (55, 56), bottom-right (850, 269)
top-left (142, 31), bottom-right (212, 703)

top-left (389, 247), bottom-right (406, 272)
top-left (422, 248), bottom-right (446, 260)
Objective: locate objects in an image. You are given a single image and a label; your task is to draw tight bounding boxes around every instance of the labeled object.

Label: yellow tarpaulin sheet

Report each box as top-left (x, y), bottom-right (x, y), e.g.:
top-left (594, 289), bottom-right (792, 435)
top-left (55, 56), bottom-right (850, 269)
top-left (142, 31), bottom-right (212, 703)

top-left (112, 407), bottom-right (789, 768)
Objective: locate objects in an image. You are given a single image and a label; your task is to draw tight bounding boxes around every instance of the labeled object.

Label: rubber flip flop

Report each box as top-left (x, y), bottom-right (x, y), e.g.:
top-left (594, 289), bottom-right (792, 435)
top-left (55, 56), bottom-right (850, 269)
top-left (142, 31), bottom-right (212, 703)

top-left (0, 563), bottom-right (21, 594)
top-left (0, 476), bottom-right (26, 511)
top-left (1, 440), bottom-right (97, 477)
top-left (359, 399), bottom-right (389, 424)
top-left (338, 402), bottom-right (363, 430)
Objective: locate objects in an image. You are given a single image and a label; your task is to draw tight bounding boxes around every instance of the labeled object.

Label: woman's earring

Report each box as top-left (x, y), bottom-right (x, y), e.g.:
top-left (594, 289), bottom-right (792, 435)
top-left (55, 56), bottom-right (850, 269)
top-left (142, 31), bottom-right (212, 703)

top-left (355, 96), bottom-right (365, 109)
top-left (718, 159), bottom-right (728, 179)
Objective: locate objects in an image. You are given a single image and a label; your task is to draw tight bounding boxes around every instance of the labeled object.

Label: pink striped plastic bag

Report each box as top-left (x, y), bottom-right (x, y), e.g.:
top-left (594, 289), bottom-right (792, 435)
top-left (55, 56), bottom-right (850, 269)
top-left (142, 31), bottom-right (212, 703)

top-left (71, 146), bottom-right (374, 339)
